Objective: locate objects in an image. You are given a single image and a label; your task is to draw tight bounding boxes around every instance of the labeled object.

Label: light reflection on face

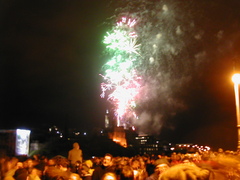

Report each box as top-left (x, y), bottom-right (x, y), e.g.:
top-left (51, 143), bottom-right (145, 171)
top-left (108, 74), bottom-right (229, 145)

top-left (69, 173), bottom-right (80, 180)
top-left (102, 173), bottom-right (117, 180)
top-left (103, 175), bottom-right (115, 180)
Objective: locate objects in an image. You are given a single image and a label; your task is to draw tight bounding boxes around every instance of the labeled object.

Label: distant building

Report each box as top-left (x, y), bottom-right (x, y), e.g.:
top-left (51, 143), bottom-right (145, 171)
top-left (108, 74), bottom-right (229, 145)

top-left (105, 109), bottom-right (110, 128)
top-left (104, 109), bottom-right (116, 129)
top-left (135, 135), bottom-right (162, 155)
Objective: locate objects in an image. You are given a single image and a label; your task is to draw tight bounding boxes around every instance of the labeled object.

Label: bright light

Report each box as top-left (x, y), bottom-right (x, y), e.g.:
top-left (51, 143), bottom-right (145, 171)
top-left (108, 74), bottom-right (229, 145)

top-left (16, 129), bottom-right (31, 156)
top-left (232, 73), bottom-right (240, 84)
top-left (232, 73), bottom-right (240, 149)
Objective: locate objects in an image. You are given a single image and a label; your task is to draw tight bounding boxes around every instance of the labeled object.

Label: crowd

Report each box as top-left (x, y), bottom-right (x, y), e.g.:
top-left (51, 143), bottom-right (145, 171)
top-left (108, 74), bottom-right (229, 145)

top-left (1, 143), bottom-right (240, 180)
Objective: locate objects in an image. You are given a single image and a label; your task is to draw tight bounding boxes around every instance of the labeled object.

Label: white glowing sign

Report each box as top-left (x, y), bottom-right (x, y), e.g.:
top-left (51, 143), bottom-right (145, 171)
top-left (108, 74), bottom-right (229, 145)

top-left (15, 129), bottom-right (31, 156)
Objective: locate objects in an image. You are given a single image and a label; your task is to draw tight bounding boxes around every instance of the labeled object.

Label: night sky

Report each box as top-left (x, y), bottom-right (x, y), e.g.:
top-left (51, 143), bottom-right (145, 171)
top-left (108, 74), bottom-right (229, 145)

top-left (1, 0), bottom-right (112, 129)
top-left (1, 0), bottom-right (240, 150)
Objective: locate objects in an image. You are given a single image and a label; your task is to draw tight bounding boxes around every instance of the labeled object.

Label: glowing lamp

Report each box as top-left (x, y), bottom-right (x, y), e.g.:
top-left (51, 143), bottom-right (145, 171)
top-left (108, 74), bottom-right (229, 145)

top-left (232, 73), bottom-right (240, 84)
top-left (232, 73), bottom-right (240, 150)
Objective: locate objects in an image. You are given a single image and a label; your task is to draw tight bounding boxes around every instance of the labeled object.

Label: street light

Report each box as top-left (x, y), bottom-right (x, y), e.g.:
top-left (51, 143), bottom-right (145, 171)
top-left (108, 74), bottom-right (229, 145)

top-left (232, 73), bottom-right (240, 150)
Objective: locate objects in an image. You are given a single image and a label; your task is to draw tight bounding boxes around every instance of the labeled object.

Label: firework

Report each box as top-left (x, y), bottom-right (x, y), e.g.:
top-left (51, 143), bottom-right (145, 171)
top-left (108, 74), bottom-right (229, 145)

top-left (101, 17), bottom-right (141, 128)
top-left (100, 0), bottom-right (214, 135)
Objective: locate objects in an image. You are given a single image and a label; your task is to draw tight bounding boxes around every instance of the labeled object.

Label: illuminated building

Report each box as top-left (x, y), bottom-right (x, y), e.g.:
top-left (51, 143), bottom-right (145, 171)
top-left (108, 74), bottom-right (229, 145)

top-left (103, 109), bottom-right (127, 147)
top-left (135, 135), bottom-right (162, 155)
top-left (108, 126), bottom-right (127, 148)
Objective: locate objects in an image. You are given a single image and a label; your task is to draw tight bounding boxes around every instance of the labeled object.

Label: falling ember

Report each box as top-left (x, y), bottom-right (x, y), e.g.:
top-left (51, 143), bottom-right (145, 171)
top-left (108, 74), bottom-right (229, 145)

top-left (100, 16), bottom-right (141, 128)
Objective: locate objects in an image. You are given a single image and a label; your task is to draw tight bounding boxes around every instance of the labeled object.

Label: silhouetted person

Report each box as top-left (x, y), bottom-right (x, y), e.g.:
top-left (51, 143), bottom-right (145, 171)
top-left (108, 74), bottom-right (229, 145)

top-left (68, 142), bottom-right (83, 172)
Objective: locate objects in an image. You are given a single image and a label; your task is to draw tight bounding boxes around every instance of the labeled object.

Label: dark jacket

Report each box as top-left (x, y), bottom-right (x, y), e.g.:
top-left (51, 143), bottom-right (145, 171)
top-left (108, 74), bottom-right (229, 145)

top-left (92, 165), bottom-right (116, 180)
